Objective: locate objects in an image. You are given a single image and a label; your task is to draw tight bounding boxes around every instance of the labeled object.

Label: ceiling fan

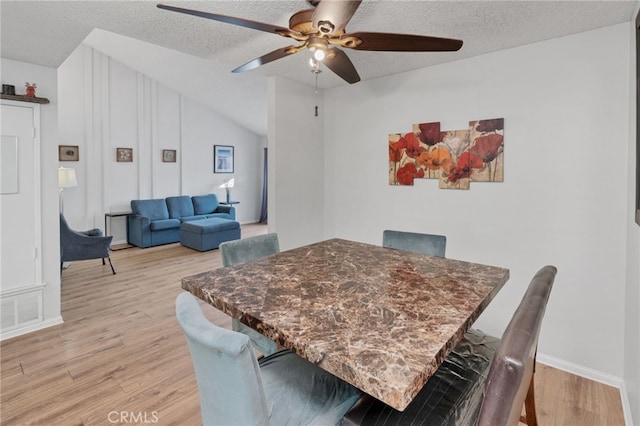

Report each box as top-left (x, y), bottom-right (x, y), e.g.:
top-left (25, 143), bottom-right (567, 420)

top-left (157, 0), bottom-right (463, 85)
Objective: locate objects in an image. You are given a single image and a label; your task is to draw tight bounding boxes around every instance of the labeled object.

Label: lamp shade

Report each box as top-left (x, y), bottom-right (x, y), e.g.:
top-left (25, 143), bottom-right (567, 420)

top-left (219, 178), bottom-right (235, 189)
top-left (58, 167), bottom-right (78, 189)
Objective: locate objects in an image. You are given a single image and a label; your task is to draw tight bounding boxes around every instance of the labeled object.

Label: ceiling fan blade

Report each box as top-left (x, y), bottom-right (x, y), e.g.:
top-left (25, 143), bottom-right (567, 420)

top-left (323, 48), bottom-right (360, 84)
top-left (312, 0), bottom-right (362, 35)
top-left (157, 3), bottom-right (298, 37)
top-left (346, 32), bottom-right (463, 52)
top-left (232, 46), bottom-right (300, 73)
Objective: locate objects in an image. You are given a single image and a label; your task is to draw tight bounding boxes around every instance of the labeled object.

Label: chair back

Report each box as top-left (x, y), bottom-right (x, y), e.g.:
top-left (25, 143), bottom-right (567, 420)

top-left (175, 292), bottom-right (270, 426)
top-left (60, 213), bottom-right (71, 233)
top-left (220, 233), bottom-right (280, 267)
top-left (476, 265), bottom-right (557, 426)
top-left (382, 230), bottom-right (447, 257)
top-left (219, 233), bottom-right (281, 356)
top-left (60, 214), bottom-right (112, 262)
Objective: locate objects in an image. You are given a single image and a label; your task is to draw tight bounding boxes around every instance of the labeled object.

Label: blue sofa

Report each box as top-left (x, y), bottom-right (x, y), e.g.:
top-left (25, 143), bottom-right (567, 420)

top-left (127, 194), bottom-right (235, 248)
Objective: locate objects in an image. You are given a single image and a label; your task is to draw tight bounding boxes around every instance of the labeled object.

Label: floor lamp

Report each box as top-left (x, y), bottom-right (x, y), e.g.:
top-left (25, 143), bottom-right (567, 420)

top-left (58, 167), bottom-right (77, 215)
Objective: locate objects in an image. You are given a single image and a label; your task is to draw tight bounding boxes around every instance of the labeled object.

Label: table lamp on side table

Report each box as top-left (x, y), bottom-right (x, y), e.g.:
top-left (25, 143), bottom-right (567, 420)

top-left (219, 178), bottom-right (235, 203)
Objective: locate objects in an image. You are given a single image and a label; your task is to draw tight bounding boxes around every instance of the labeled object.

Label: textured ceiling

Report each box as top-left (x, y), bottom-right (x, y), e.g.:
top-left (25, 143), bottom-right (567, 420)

top-left (1, 1), bottom-right (637, 89)
top-left (1, 1), bottom-right (636, 136)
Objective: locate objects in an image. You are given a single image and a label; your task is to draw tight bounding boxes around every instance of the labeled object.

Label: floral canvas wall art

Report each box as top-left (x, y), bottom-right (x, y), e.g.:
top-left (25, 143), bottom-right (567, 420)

top-left (389, 118), bottom-right (504, 190)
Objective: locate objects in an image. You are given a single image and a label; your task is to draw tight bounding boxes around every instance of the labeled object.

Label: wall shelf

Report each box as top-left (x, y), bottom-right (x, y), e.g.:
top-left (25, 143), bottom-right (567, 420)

top-left (0, 94), bottom-right (49, 104)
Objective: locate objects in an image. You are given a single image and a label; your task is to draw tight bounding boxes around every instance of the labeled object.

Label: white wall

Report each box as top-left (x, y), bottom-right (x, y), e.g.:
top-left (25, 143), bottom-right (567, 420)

top-left (58, 45), bottom-right (265, 243)
top-left (323, 24), bottom-right (630, 384)
top-left (268, 76), bottom-right (325, 250)
top-left (624, 5), bottom-right (640, 423)
top-left (0, 58), bottom-right (61, 333)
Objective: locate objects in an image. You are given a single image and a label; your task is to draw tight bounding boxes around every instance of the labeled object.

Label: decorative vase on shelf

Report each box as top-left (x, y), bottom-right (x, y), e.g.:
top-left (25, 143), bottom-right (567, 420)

top-left (25, 82), bottom-right (37, 98)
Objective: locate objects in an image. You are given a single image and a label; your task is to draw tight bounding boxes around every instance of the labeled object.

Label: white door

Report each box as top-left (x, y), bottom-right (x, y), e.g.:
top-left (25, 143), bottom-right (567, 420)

top-left (1, 102), bottom-right (41, 290)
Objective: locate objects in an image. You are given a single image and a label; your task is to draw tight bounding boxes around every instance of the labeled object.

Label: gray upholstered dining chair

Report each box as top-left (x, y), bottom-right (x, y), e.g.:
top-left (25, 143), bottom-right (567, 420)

top-left (176, 292), bottom-right (362, 426)
top-left (382, 230), bottom-right (447, 258)
top-left (219, 233), bottom-right (280, 356)
top-left (60, 213), bottom-right (116, 274)
top-left (342, 265), bottom-right (557, 426)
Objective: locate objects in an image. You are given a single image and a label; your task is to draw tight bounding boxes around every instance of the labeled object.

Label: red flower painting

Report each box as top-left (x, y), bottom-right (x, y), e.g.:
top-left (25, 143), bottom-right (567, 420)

top-left (401, 132), bottom-right (425, 159)
top-left (390, 117), bottom-right (504, 189)
top-left (396, 163), bottom-right (425, 185)
top-left (416, 146), bottom-right (452, 172)
top-left (417, 122), bottom-right (445, 146)
top-left (475, 118), bottom-right (504, 133)
top-left (470, 133), bottom-right (503, 163)
top-left (447, 152), bottom-right (483, 183)
top-left (389, 137), bottom-right (406, 163)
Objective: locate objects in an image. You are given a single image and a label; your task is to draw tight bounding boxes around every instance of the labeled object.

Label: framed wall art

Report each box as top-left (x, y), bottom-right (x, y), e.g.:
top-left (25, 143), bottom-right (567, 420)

top-left (389, 117), bottom-right (504, 190)
top-left (58, 145), bottom-right (79, 161)
top-left (214, 145), bottom-right (234, 173)
top-left (162, 149), bottom-right (177, 163)
top-left (116, 147), bottom-right (133, 162)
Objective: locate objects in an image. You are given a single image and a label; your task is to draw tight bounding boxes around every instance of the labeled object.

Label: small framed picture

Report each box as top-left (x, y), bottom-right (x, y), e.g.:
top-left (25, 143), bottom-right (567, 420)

top-left (162, 149), bottom-right (177, 163)
top-left (59, 145), bottom-right (79, 161)
top-left (214, 145), bottom-right (234, 173)
top-left (116, 147), bottom-right (133, 162)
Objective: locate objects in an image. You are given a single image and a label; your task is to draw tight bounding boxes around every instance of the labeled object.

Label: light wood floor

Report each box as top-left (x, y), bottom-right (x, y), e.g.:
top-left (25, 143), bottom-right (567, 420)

top-left (1, 223), bottom-right (625, 425)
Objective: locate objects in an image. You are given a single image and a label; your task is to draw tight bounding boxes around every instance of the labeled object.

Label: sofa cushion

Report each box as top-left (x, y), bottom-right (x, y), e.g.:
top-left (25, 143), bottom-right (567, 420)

top-left (150, 218), bottom-right (181, 231)
top-left (166, 196), bottom-right (194, 219)
top-left (131, 199), bottom-right (169, 221)
top-left (180, 215), bottom-right (208, 222)
top-left (180, 218), bottom-right (239, 234)
top-left (192, 194), bottom-right (219, 215)
top-left (205, 212), bottom-right (231, 220)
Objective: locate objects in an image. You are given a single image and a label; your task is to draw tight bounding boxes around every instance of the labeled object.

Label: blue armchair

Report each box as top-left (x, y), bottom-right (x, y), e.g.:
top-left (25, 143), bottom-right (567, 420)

top-left (60, 214), bottom-right (115, 274)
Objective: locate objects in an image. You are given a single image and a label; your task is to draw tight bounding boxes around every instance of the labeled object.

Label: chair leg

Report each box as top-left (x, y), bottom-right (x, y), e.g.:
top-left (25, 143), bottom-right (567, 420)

top-left (102, 258), bottom-right (106, 265)
top-left (108, 257), bottom-right (116, 274)
top-left (520, 374), bottom-right (537, 426)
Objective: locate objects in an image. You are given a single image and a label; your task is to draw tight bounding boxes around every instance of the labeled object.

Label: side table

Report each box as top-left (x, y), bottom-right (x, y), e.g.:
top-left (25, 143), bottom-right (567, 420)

top-left (104, 211), bottom-right (132, 250)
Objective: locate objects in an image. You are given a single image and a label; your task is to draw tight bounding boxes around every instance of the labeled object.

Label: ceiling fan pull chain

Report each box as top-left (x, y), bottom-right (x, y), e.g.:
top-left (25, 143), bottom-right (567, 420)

top-left (314, 70), bottom-right (319, 117)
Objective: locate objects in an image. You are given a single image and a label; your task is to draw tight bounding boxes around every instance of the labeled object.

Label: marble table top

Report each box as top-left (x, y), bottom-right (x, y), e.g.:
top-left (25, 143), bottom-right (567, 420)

top-left (181, 238), bottom-right (509, 411)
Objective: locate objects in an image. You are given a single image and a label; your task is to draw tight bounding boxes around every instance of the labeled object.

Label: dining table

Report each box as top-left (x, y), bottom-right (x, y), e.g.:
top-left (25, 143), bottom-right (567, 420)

top-left (181, 238), bottom-right (510, 412)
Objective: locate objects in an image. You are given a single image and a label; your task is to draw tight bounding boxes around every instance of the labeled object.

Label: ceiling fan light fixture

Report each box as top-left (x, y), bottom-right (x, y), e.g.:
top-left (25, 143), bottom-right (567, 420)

top-left (309, 57), bottom-right (322, 75)
top-left (313, 48), bottom-right (326, 61)
top-left (308, 37), bottom-right (329, 61)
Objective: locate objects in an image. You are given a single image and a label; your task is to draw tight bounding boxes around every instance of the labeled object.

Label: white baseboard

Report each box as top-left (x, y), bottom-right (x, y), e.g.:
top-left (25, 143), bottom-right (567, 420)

top-left (0, 316), bottom-right (63, 341)
top-left (537, 352), bottom-right (633, 425)
top-left (618, 381), bottom-right (635, 426)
